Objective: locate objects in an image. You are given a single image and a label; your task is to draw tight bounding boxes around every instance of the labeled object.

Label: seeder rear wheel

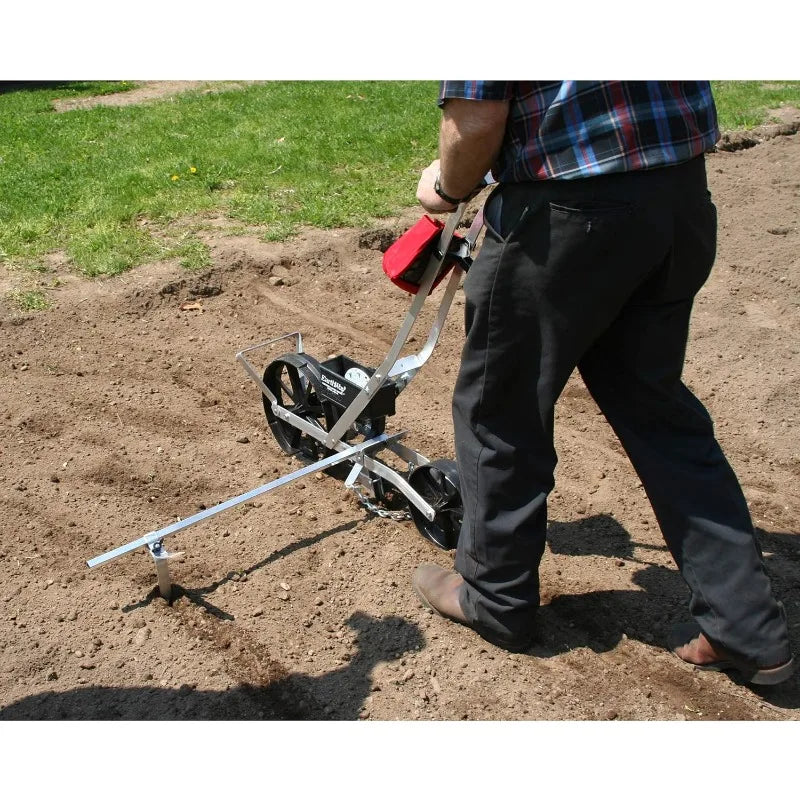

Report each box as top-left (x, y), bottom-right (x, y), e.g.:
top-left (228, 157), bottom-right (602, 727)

top-left (407, 459), bottom-right (463, 550)
top-left (262, 353), bottom-right (333, 460)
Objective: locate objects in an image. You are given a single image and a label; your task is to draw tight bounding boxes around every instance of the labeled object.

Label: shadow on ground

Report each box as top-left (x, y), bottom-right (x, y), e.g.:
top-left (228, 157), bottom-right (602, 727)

top-left (539, 514), bottom-right (800, 708)
top-left (0, 611), bottom-right (424, 721)
top-left (543, 514), bottom-right (689, 653)
top-left (4, 515), bottom-right (797, 719)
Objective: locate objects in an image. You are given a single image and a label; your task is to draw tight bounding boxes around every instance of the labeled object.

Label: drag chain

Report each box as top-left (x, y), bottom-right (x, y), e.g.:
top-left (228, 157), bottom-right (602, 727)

top-left (351, 484), bottom-right (412, 521)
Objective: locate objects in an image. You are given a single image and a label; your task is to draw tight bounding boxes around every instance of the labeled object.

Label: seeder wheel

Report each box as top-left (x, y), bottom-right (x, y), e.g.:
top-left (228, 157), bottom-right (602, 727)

top-left (262, 353), bottom-right (334, 460)
top-left (407, 459), bottom-right (463, 550)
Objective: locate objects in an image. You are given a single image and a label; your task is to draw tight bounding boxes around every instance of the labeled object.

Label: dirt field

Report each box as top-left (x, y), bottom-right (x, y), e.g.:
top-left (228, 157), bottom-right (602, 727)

top-left (1, 117), bottom-right (799, 721)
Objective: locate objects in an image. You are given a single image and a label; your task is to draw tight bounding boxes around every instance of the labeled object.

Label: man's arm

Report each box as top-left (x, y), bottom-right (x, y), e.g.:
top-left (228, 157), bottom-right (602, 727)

top-left (417, 97), bottom-right (510, 213)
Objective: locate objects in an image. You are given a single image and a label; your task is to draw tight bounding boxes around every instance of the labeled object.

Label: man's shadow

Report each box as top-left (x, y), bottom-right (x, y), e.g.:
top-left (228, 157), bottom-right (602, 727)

top-left (536, 513), bottom-right (687, 657)
top-left (0, 612), bottom-right (424, 721)
top-left (538, 514), bottom-right (800, 707)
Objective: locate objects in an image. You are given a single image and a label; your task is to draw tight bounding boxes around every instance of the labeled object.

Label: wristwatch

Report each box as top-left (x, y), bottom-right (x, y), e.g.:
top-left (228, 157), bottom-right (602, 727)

top-left (434, 172), bottom-right (488, 206)
top-left (434, 172), bottom-right (469, 206)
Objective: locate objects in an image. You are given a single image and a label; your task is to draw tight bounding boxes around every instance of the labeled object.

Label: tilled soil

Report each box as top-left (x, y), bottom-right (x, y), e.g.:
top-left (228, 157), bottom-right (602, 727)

top-left (1, 132), bottom-right (799, 721)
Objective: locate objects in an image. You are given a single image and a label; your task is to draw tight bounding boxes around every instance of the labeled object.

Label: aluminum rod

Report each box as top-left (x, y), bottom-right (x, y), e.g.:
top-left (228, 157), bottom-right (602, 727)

top-left (149, 543), bottom-right (174, 600)
top-left (388, 264), bottom-right (464, 378)
top-left (385, 440), bottom-right (430, 468)
top-left (236, 331), bottom-right (303, 405)
top-left (87, 432), bottom-right (401, 569)
top-left (236, 331), bottom-right (303, 358)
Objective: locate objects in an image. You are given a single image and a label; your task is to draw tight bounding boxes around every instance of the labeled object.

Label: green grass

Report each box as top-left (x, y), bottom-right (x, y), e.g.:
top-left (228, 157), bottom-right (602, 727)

top-left (1, 80), bottom-right (798, 281)
top-left (7, 288), bottom-right (50, 311)
top-left (0, 81), bottom-right (439, 277)
top-left (172, 234), bottom-right (213, 271)
top-left (711, 81), bottom-right (800, 131)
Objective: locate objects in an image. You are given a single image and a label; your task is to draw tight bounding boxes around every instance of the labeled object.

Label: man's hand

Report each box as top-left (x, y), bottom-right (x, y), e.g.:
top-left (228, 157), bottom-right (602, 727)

top-left (417, 159), bottom-right (458, 214)
top-left (417, 98), bottom-right (510, 215)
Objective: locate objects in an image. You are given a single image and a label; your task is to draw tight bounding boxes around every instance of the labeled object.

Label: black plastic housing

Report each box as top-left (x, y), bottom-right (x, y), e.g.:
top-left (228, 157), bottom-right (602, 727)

top-left (318, 355), bottom-right (398, 419)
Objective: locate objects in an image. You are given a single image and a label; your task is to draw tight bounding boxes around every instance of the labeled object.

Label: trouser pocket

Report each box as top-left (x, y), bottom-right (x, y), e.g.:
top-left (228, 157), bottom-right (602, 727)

top-left (483, 184), bottom-right (533, 243)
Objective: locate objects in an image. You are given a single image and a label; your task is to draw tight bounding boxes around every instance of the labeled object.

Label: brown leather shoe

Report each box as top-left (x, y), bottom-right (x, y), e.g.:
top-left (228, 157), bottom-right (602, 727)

top-left (413, 563), bottom-right (536, 652)
top-left (412, 563), bottom-right (469, 625)
top-left (669, 622), bottom-right (795, 686)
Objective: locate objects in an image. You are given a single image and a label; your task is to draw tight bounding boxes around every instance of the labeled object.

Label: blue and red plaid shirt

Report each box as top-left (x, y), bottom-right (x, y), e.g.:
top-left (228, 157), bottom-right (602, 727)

top-left (438, 80), bottom-right (719, 182)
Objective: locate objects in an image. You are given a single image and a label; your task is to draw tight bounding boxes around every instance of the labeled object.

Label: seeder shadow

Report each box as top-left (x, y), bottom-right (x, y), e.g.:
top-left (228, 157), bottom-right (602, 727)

top-left (0, 611), bottom-right (424, 721)
top-left (122, 520), bottom-right (360, 616)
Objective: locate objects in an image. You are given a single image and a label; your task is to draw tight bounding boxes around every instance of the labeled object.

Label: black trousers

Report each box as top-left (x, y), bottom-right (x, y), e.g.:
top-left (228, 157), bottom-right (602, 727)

top-left (452, 156), bottom-right (791, 664)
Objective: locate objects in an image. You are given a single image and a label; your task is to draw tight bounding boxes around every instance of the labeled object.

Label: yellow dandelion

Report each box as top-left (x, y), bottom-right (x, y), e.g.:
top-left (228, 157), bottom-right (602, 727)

top-left (171, 174), bottom-right (180, 181)
top-left (189, 166), bottom-right (197, 174)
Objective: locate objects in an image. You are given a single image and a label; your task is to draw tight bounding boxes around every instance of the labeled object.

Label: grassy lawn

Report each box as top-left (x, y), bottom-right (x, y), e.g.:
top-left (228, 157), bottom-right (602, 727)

top-left (1, 80), bottom-right (799, 291)
top-left (711, 80), bottom-right (800, 130)
top-left (0, 81), bottom-right (440, 279)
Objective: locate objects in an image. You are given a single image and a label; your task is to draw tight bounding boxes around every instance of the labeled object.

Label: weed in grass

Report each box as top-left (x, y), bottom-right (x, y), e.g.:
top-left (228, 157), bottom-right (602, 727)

top-left (263, 222), bottom-right (298, 242)
top-left (171, 235), bottom-right (212, 271)
top-left (66, 222), bottom-right (164, 277)
top-left (8, 288), bottom-right (50, 311)
top-left (19, 261), bottom-right (51, 274)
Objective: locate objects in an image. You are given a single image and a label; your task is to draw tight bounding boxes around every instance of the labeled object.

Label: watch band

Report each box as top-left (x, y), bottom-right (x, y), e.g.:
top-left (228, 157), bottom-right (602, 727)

top-left (434, 173), bottom-right (468, 205)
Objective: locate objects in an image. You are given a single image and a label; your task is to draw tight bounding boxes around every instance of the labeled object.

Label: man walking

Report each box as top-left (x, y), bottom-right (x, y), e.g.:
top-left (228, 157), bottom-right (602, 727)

top-left (412, 81), bottom-right (794, 685)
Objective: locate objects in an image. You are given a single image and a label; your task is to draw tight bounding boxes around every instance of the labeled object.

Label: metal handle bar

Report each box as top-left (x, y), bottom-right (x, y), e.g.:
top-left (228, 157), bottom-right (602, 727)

top-left (320, 203), bottom-right (469, 449)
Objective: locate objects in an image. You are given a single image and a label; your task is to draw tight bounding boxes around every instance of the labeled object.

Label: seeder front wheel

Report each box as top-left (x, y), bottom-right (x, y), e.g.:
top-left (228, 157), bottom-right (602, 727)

top-left (262, 353), bottom-right (333, 460)
top-left (407, 459), bottom-right (463, 550)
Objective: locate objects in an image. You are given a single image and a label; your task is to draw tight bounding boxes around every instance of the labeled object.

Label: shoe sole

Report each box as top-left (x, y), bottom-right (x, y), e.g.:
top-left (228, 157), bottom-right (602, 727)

top-left (669, 622), bottom-right (796, 686)
top-left (684, 657), bottom-right (796, 685)
top-left (746, 657), bottom-right (796, 686)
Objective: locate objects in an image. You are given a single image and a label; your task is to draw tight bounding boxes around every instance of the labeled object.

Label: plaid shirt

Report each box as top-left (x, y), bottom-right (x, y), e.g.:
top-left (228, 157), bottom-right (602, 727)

top-left (439, 81), bottom-right (719, 182)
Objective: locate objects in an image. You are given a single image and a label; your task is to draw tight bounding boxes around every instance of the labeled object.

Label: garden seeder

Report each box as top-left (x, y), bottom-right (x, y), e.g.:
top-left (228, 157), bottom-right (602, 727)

top-left (87, 201), bottom-right (486, 599)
